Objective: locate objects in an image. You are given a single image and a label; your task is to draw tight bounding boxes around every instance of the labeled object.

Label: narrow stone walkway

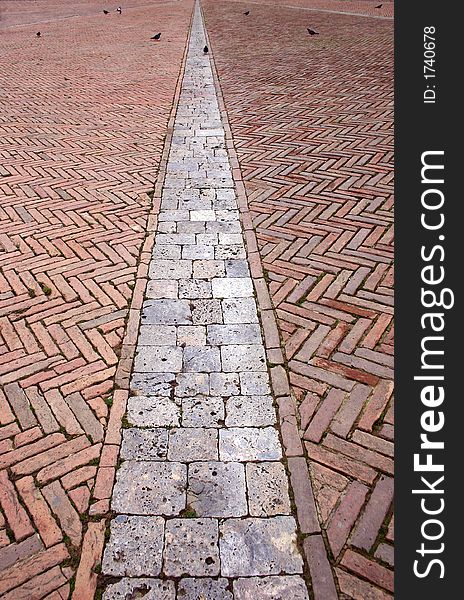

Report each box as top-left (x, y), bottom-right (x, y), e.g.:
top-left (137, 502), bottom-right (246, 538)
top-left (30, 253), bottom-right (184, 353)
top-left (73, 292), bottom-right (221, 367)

top-left (101, 2), bottom-right (308, 599)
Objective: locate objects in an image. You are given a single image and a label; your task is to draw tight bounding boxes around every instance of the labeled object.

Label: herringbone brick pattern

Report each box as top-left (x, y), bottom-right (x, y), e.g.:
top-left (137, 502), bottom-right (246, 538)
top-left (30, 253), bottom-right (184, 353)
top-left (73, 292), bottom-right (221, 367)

top-left (0, 1), bottom-right (193, 597)
top-left (203, 1), bottom-right (394, 597)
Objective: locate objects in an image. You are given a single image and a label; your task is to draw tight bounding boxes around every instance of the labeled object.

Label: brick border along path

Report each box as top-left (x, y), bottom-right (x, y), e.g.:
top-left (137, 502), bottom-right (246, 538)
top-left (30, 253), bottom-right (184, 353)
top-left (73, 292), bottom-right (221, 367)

top-left (101, 3), bottom-right (309, 598)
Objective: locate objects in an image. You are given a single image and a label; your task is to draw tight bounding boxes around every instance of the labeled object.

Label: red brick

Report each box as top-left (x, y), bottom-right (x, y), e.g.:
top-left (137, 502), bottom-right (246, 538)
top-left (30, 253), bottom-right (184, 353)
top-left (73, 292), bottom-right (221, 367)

top-left (303, 535), bottom-right (338, 600)
top-left (73, 520), bottom-right (106, 599)
top-left (15, 476), bottom-right (62, 548)
top-left (0, 470), bottom-right (34, 542)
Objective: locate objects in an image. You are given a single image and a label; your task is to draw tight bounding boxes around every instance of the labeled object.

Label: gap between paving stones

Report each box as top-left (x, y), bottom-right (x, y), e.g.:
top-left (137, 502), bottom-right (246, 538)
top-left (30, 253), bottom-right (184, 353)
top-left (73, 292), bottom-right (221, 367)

top-left (100, 1), bottom-right (312, 598)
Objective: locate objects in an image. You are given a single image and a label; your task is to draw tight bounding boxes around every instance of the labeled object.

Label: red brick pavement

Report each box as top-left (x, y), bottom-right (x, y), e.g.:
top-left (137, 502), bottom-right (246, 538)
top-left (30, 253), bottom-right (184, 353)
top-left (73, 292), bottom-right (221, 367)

top-left (203, 0), bottom-right (394, 597)
top-left (0, 0), bottom-right (193, 597)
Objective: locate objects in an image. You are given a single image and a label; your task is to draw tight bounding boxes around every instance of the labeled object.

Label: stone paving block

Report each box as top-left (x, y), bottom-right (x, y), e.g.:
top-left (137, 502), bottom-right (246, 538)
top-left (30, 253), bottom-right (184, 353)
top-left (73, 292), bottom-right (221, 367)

top-left (102, 515), bottom-right (164, 576)
top-left (103, 578), bottom-right (175, 600)
top-left (178, 221), bottom-right (206, 234)
top-left (177, 578), bottom-right (233, 600)
top-left (225, 259), bottom-right (250, 277)
top-left (127, 396), bottom-right (180, 428)
top-left (191, 299), bottom-right (223, 324)
top-left (190, 209), bottom-right (216, 221)
top-left (219, 427), bottom-right (282, 461)
top-left (197, 233), bottom-right (219, 245)
top-left (220, 517), bottom-right (303, 577)
top-left (151, 245), bottom-right (181, 260)
top-left (225, 395), bottom-right (275, 427)
top-left (239, 372), bottom-right (272, 395)
top-left (174, 373), bottom-right (210, 397)
top-left (138, 325), bottom-right (177, 346)
top-left (187, 462), bottom-right (247, 517)
top-left (163, 519), bottom-right (220, 577)
top-left (121, 428), bottom-right (168, 461)
top-left (168, 428), bottom-right (218, 462)
top-left (209, 372), bottom-right (240, 396)
top-left (183, 346), bottom-right (221, 372)
top-left (207, 324), bottom-right (261, 346)
top-left (233, 576), bottom-right (310, 600)
top-left (214, 245), bottom-right (246, 258)
top-left (193, 259), bottom-right (226, 279)
top-left (149, 259), bottom-right (192, 280)
top-left (246, 463), bottom-right (291, 517)
top-left (141, 299), bottom-right (192, 325)
top-left (182, 244), bottom-right (215, 260)
top-left (221, 344), bottom-right (267, 372)
top-left (177, 325), bottom-right (206, 346)
top-left (179, 279), bottom-right (212, 299)
top-left (181, 396), bottom-right (225, 427)
top-left (212, 278), bottom-right (253, 299)
top-left (146, 280), bottom-right (178, 300)
top-left (111, 461), bottom-right (186, 515)
top-left (222, 298), bottom-right (259, 324)
top-left (207, 221), bottom-right (241, 234)
top-left (134, 346), bottom-right (183, 373)
top-left (130, 373), bottom-right (175, 398)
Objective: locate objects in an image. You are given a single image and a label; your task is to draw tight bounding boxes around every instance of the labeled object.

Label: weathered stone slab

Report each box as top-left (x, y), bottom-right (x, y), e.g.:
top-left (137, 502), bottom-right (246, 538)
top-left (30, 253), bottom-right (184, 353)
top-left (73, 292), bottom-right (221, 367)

top-left (163, 519), bottom-right (220, 576)
top-left (219, 427), bottom-right (282, 461)
top-left (121, 428), bottom-right (168, 461)
top-left (187, 462), bottom-right (247, 517)
top-left (233, 576), bottom-right (310, 600)
top-left (246, 462), bottom-right (292, 516)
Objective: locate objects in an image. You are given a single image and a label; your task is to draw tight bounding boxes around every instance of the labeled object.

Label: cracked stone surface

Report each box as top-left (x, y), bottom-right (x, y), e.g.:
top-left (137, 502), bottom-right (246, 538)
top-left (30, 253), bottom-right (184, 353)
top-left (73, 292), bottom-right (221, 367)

top-left (103, 1), bottom-right (307, 595)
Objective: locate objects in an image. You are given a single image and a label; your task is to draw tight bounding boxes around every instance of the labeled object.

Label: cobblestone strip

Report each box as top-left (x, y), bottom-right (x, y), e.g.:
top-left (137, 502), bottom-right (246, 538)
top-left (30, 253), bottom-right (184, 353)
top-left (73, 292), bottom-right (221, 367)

top-left (101, 2), bottom-right (309, 598)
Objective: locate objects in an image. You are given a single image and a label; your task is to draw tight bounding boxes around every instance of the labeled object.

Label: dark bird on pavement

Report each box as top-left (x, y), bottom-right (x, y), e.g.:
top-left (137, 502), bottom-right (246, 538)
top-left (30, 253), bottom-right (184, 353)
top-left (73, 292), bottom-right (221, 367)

top-left (36, 31), bottom-right (41, 37)
top-left (307, 27), bottom-right (319, 35)
top-left (203, 45), bottom-right (208, 53)
top-left (375, 3), bottom-right (382, 7)
top-left (103, 10), bottom-right (109, 14)
top-left (116, 6), bottom-right (122, 13)
top-left (244, 10), bottom-right (250, 15)
top-left (151, 32), bottom-right (161, 40)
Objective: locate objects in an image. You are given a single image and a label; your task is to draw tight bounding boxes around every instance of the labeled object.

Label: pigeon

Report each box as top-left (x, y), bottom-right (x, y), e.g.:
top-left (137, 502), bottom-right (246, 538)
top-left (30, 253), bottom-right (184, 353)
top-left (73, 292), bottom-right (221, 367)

top-left (203, 45), bottom-right (208, 53)
top-left (151, 32), bottom-right (161, 40)
top-left (36, 31), bottom-right (41, 37)
top-left (307, 27), bottom-right (319, 35)
top-left (244, 10), bottom-right (250, 15)
top-left (116, 6), bottom-right (122, 13)
top-left (103, 9), bottom-right (109, 14)
top-left (375, 4), bottom-right (383, 7)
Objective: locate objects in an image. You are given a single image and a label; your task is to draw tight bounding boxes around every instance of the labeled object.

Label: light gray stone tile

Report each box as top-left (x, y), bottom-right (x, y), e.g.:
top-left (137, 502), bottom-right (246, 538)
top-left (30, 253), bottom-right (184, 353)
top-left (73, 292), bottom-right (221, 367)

top-left (193, 259), bottom-right (225, 279)
top-left (225, 395), bottom-right (276, 427)
top-left (191, 299), bottom-right (223, 324)
top-left (246, 463), bottom-right (292, 517)
top-left (163, 519), bottom-right (220, 576)
top-left (181, 396), bottom-right (224, 427)
top-left (177, 578), bottom-right (232, 600)
top-left (239, 372), bottom-right (272, 395)
top-left (127, 395), bottom-right (180, 427)
top-left (219, 427), bottom-right (282, 461)
top-left (209, 372), bottom-right (240, 396)
top-left (219, 517), bottom-right (303, 576)
top-left (177, 325), bottom-right (206, 346)
top-left (138, 325), bottom-right (176, 346)
top-left (207, 324), bottom-right (261, 346)
top-left (233, 576), bottom-right (310, 600)
top-left (225, 259), bottom-right (250, 278)
top-left (182, 244), bottom-right (215, 260)
top-left (179, 279), bottom-right (212, 299)
top-left (149, 259), bottom-right (192, 280)
top-left (145, 280), bottom-right (178, 300)
top-left (188, 461), bottom-right (247, 518)
top-left (142, 299), bottom-right (191, 325)
top-left (168, 427), bottom-right (218, 462)
top-left (222, 298), bottom-right (259, 324)
top-left (103, 578), bottom-right (175, 600)
top-left (102, 515), bottom-right (164, 576)
top-left (215, 244), bottom-right (247, 260)
top-left (134, 346), bottom-right (183, 373)
top-left (112, 461), bottom-right (186, 515)
top-left (175, 373), bottom-right (210, 397)
top-left (183, 346), bottom-right (221, 372)
top-left (121, 428), bottom-right (168, 461)
top-left (221, 344), bottom-right (267, 372)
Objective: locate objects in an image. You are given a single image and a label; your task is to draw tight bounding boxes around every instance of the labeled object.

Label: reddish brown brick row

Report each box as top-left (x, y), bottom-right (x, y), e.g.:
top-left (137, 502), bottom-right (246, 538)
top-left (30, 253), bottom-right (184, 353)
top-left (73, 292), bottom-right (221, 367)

top-left (204, 0), bottom-right (393, 597)
top-left (0, 0), bottom-right (193, 597)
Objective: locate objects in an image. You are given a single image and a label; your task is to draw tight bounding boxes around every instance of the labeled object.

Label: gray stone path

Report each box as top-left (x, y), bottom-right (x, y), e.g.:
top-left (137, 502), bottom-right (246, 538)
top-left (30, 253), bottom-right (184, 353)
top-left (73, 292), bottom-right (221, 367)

top-left (102, 3), bottom-right (309, 598)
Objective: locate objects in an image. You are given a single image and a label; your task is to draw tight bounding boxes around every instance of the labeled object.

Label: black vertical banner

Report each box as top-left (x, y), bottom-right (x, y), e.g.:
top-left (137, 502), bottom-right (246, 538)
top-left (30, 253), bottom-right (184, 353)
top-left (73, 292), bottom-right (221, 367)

top-left (396, 1), bottom-right (461, 598)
